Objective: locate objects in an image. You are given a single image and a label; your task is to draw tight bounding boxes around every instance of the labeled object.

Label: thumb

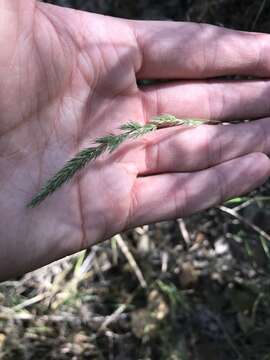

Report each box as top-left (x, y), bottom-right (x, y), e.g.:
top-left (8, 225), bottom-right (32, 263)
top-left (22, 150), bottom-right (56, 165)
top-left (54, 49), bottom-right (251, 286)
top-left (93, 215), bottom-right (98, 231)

top-left (0, 0), bottom-right (36, 66)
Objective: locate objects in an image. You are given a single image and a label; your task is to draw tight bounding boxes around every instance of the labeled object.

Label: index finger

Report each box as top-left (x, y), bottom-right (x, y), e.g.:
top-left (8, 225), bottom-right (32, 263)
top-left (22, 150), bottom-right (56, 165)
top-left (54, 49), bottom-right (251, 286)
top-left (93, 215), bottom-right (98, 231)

top-left (129, 21), bottom-right (270, 79)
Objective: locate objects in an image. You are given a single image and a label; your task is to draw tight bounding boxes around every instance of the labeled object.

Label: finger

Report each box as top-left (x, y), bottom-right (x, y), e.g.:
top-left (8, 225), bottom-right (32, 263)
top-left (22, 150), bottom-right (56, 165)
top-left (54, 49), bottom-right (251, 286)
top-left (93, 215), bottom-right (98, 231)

top-left (120, 118), bottom-right (270, 175)
top-left (127, 153), bottom-right (270, 229)
top-left (141, 79), bottom-right (270, 121)
top-left (0, 0), bottom-right (35, 13)
top-left (0, 0), bottom-right (35, 67)
top-left (129, 21), bottom-right (270, 79)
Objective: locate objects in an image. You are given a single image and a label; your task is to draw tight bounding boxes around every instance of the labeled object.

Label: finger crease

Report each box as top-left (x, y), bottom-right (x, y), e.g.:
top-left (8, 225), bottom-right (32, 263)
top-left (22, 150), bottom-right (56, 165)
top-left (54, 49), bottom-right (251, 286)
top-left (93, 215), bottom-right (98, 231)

top-left (212, 166), bottom-right (226, 204)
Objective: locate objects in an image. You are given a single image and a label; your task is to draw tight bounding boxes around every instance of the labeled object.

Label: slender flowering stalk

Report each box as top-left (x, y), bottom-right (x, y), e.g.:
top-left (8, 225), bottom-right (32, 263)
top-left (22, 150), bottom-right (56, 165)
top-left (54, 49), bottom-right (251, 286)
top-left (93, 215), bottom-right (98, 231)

top-left (27, 115), bottom-right (207, 208)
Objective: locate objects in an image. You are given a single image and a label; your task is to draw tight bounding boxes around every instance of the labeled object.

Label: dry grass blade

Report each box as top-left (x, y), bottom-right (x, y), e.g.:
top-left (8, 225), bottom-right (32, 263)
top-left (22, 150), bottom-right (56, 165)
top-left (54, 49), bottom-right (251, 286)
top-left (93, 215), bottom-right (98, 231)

top-left (98, 292), bottom-right (136, 333)
top-left (251, 0), bottom-right (266, 30)
top-left (114, 234), bottom-right (147, 288)
top-left (218, 205), bottom-right (270, 242)
top-left (178, 218), bottom-right (191, 247)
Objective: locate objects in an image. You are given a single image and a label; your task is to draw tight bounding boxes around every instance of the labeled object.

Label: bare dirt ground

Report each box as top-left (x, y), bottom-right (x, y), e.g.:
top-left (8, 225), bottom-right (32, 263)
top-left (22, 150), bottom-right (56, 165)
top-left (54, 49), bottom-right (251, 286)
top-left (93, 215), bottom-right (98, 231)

top-left (1, 1), bottom-right (270, 359)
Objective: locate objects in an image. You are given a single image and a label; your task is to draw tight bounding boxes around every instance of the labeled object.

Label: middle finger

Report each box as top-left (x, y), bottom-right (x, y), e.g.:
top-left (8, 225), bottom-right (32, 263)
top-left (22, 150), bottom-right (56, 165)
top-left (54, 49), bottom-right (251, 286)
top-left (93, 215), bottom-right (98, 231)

top-left (140, 79), bottom-right (270, 122)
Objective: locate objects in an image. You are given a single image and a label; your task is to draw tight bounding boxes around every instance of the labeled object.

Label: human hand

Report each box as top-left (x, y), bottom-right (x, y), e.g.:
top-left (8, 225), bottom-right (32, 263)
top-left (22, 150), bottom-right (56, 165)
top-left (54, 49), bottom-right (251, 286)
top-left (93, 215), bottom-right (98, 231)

top-left (1, 0), bottom-right (270, 280)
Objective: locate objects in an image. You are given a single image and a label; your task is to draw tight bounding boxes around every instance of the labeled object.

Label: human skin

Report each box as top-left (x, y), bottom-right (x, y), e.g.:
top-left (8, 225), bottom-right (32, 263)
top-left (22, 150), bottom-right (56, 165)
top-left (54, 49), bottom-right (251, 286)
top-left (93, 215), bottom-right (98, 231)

top-left (1, 0), bottom-right (270, 281)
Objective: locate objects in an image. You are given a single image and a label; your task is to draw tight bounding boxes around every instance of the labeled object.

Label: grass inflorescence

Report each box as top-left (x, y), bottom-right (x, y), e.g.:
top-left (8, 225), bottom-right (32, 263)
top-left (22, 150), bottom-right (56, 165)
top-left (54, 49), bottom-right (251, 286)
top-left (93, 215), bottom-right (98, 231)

top-left (27, 115), bottom-right (206, 208)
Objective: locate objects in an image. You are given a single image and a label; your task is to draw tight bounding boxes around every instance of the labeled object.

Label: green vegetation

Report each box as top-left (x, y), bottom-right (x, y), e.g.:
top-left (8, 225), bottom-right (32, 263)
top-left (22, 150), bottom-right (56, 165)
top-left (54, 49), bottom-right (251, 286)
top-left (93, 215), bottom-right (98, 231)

top-left (28, 115), bottom-right (206, 208)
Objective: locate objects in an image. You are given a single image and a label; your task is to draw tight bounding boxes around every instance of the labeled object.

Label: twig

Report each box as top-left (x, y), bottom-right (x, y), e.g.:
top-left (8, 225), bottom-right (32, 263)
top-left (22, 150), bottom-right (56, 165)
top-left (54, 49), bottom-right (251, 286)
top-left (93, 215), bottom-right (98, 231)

top-left (161, 251), bottom-right (169, 273)
top-left (177, 218), bottom-right (191, 247)
top-left (251, 0), bottom-right (266, 30)
top-left (98, 291), bottom-right (137, 333)
top-left (12, 293), bottom-right (48, 311)
top-left (114, 234), bottom-right (147, 288)
top-left (218, 205), bottom-right (270, 242)
top-left (213, 313), bottom-right (243, 359)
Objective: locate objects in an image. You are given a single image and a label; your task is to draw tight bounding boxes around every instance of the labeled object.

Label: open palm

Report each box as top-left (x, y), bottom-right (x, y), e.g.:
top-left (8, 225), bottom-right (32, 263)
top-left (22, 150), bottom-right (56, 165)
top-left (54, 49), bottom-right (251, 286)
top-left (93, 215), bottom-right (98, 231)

top-left (1, 0), bottom-right (270, 280)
